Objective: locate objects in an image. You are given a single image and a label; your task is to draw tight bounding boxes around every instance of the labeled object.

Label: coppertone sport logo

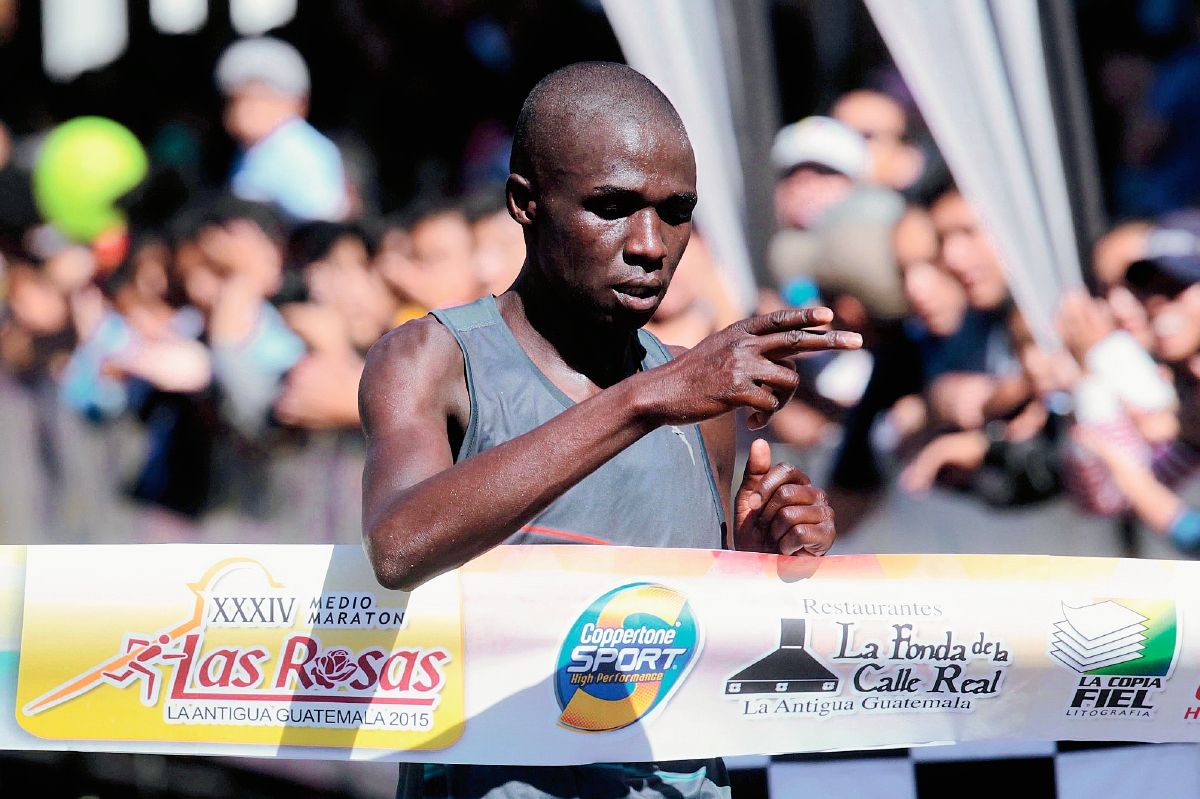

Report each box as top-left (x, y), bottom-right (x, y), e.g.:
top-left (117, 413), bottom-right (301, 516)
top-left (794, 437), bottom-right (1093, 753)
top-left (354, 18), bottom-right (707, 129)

top-left (555, 583), bottom-right (700, 733)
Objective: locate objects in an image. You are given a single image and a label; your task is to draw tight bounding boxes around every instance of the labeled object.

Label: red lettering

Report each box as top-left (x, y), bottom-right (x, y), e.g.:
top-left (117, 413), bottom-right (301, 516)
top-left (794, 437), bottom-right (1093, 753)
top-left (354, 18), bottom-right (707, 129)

top-left (170, 633), bottom-right (202, 699)
top-left (413, 650), bottom-right (451, 693)
top-left (232, 647), bottom-right (270, 689)
top-left (273, 635), bottom-right (318, 689)
top-left (380, 650), bottom-right (419, 691)
top-left (349, 648), bottom-right (386, 691)
top-left (1186, 706), bottom-right (1200, 720)
top-left (198, 648), bottom-right (239, 688)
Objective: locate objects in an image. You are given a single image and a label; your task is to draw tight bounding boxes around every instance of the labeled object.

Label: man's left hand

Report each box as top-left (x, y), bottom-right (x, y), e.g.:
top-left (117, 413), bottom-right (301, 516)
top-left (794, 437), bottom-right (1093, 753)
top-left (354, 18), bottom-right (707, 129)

top-left (734, 439), bottom-right (834, 556)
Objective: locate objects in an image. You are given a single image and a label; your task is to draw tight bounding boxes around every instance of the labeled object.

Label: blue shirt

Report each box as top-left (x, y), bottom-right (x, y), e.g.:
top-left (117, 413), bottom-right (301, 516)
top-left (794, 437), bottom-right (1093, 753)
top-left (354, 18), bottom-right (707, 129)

top-left (904, 307), bottom-right (1012, 384)
top-left (230, 117), bottom-right (348, 222)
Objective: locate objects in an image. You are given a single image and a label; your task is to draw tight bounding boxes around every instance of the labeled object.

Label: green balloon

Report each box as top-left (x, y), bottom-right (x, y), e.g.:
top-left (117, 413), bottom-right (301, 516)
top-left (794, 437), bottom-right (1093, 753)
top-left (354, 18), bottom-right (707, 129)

top-left (33, 117), bottom-right (148, 243)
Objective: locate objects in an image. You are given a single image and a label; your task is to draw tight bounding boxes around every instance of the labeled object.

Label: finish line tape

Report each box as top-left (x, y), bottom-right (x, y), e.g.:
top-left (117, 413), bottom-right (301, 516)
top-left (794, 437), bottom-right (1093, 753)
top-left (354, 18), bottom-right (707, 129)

top-left (0, 544), bottom-right (1198, 762)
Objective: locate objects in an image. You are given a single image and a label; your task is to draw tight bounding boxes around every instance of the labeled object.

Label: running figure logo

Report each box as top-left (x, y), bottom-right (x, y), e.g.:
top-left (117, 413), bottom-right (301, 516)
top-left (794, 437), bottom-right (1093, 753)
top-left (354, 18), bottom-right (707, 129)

top-left (101, 633), bottom-right (188, 706)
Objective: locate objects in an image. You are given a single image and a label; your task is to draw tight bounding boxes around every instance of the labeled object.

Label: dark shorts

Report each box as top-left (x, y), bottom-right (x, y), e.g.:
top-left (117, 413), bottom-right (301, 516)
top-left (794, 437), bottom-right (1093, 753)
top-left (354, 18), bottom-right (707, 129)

top-left (397, 761), bottom-right (731, 799)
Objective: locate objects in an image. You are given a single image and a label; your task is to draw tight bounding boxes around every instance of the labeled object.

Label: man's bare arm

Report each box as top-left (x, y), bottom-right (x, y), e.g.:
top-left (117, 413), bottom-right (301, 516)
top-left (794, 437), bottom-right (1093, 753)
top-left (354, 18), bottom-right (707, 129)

top-left (361, 308), bottom-right (859, 590)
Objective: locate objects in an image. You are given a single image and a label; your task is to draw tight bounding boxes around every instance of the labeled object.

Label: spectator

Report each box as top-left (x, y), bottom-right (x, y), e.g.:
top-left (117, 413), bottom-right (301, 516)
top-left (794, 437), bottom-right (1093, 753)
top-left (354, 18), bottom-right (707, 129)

top-left (178, 199), bottom-right (306, 440)
top-left (768, 115), bottom-right (907, 321)
top-left (273, 223), bottom-right (394, 430)
top-left (851, 206), bottom-right (968, 466)
top-left (831, 89), bottom-right (925, 196)
top-left (81, 240), bottom-right (213, 515)
top-left (375, 202), bottom-right (479, 322)
top-left (60, 239), bottom-right (210, 422)
top-left (290, 223), bottom-right (396, 353)
top-left (1124, 214), bottom-right (1200, 365)
top-left (766, 116), bottom-right (908, 463)
top-left (899, 308), bottom-right (1074, 505)
top-left (216, 37), bottom-right (350, 223)
top-left (896, 206), bottom-right (970, 376)
top-left (923, 187), bottom-right (1020, 432)
top-left (771, 116), bottom-right (864, 231)
top-left (1123, 233), bottom-right (1200, 489)
top-left (1055, 289), bottom-right (1175, 516)
top-left (0, 260), bottom-right (74, 381)
top-left (1092, 220), bottom-right (1157, 351)
top-left (1065, 216), bottom-right (1200, 525)
top-left (1077, 424), bottom-right (1200, 554)
top-left (465, 189), bottom-right (525, 299)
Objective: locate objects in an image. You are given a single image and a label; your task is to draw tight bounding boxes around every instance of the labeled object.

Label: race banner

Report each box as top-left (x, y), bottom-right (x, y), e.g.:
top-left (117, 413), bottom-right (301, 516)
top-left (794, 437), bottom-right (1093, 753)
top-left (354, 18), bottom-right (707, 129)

top-left (1, 544), bottom-right (1200, 762)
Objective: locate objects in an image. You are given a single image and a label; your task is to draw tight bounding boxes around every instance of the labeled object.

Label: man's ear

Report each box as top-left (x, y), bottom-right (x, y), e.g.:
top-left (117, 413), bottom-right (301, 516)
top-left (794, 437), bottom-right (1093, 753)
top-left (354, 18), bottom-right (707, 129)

top-left (507, 173), bottom-right (536, 227)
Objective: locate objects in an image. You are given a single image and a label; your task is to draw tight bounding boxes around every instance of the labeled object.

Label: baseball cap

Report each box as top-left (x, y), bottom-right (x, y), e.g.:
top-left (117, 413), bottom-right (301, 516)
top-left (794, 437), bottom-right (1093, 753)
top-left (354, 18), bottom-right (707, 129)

top-left (771, 116), bottom-right (868, 179)
top-left (1127, 209), bottom-right (1200, 297)
top-left (215, 36), bottom-right (310, 99)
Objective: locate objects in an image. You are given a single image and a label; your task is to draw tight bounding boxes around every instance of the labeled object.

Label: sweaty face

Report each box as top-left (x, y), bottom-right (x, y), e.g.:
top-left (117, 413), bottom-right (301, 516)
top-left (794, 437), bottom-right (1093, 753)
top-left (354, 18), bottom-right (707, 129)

top-left (528, 111), bottom-right (697, 329)
top-left (930, 192), bottom-right (1009, 311)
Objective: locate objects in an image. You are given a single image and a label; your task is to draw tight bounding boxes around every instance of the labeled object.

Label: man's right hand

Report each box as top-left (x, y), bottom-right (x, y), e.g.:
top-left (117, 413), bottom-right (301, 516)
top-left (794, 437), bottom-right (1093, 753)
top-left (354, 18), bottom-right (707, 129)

top-left (634, 307), bottom-right (862, 430)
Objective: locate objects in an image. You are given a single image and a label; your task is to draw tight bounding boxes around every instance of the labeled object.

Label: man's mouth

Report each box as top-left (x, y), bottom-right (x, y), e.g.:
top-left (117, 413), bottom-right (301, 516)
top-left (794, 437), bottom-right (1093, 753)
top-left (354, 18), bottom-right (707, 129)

top-left (614, 283), bottom-right (660, 298)
top-left (612, 283), bottom-right (662, 312)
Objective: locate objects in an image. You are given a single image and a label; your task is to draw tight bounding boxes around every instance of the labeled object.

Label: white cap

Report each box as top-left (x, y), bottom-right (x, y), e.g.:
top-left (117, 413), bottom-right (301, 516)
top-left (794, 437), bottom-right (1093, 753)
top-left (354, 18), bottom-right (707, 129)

top-left (215, 36), bottom-right (310, 98)
top-left (771, 116), bottom-right (868, 179)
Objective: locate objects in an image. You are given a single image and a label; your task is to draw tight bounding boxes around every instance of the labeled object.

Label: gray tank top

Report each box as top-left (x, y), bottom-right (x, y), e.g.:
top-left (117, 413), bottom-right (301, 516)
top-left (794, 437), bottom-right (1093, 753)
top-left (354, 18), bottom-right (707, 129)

top-left (431, 295), bottom-right (725, 549)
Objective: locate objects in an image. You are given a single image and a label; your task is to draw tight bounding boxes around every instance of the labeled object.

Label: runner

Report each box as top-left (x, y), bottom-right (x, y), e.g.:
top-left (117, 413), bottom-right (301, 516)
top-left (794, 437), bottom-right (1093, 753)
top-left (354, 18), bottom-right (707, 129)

top-left (360, 61), bottom-right (861, 799)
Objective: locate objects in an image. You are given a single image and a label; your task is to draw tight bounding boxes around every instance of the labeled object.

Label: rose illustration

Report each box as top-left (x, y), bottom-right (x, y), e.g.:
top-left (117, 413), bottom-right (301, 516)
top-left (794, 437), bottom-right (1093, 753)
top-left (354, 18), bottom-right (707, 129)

top-left (310, 648), bottom-right (358, 689)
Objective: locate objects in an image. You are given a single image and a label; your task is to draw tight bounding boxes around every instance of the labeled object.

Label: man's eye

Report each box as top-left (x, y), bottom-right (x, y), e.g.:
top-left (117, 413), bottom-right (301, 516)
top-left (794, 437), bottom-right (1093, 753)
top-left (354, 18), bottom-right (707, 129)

top-left (659, 198), bottom-right (696, 226)
top-left (585, 197), bottom-right (638, 220)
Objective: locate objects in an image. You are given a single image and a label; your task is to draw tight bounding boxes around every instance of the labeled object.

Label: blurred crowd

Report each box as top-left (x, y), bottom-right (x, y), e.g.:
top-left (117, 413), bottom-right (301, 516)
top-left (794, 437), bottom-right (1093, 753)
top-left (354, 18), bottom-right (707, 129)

top-left (0, 37), bottom-right (509, 540)
top-left (0, 35), bottom-right (741, 543)
top-left (6, 20), bottom-right (1200, 560)
top-left (761, 78), bottom-right (1200, 560)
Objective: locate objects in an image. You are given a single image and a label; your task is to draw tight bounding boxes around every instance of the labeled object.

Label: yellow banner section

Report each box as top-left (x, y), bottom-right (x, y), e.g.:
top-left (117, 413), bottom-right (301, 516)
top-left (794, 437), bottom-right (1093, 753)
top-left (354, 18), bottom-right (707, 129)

top-left (15, 545), bottom-right (464, 752)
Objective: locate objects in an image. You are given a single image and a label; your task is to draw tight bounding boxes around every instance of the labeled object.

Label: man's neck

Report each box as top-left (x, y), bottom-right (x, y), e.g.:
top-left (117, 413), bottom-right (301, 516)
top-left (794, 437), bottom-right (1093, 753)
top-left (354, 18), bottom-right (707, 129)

top-left (500, 267), bottom-right (642, 391)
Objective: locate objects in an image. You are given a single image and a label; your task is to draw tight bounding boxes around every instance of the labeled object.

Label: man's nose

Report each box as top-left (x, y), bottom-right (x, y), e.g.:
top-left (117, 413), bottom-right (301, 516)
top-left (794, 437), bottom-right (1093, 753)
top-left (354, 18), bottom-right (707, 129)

top-left (624, 207), bottom-right (668, 266)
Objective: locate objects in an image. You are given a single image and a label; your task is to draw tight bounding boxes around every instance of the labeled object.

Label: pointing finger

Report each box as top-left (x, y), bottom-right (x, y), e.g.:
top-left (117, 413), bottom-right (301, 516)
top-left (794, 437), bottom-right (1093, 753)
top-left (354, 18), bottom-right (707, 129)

top-left (756, 328), bottom-right (863, 356)
top-left (739, 307), bottom-right (835, 336)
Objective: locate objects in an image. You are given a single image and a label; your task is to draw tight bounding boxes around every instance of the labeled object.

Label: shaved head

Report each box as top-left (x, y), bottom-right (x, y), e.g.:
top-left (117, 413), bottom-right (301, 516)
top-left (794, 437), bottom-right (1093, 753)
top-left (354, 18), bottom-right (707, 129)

top-left (505, 61), bottom-right (698, 330)
top-left (511, 62), bottom-right (690, 186)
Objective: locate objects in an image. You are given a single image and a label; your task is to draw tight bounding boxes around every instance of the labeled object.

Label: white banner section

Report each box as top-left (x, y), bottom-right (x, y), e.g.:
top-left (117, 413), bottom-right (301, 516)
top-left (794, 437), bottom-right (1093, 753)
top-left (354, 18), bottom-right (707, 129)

top-left (0, 545), bottom-right (1199, 762)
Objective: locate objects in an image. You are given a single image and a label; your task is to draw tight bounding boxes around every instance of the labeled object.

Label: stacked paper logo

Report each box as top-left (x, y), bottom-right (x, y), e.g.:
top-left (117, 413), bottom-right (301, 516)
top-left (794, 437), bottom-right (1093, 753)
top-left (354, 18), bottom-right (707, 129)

top-left (1050, 601), bottom-right (1149, 673)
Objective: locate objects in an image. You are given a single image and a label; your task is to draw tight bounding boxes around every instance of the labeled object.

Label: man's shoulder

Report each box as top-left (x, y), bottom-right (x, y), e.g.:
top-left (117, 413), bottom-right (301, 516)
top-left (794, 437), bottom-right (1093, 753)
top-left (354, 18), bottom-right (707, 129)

top-left (360, 317), bottom-right (466, 422)
top-left (364, 317), bottom-right (461, 380)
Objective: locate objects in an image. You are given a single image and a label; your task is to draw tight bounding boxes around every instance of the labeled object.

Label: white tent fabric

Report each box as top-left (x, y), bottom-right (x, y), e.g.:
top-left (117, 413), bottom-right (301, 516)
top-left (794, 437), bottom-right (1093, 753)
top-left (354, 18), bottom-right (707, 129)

top-left (600, 0), bottom-right (757, 314)
top-left (864, 0), bottom-right (1085, 347)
